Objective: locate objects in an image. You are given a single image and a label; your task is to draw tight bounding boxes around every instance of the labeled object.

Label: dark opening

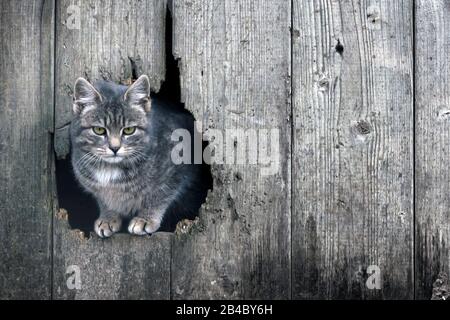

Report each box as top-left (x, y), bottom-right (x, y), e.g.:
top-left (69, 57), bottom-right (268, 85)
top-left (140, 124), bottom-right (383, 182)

top-left (335, 39), bottom-right (344, 56)
top-left (55, 6), bottom-right (213, 235)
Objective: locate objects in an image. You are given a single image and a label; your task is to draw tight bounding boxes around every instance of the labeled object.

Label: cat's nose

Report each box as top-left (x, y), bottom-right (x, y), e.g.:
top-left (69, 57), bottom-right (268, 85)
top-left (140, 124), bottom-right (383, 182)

top-left (109, 136), bottom-right (121, 154)
top-left (109, 146), bottom-right (120, 154)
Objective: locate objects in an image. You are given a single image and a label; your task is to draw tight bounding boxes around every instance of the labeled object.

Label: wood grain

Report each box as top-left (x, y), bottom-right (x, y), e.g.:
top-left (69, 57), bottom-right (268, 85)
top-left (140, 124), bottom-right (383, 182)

top-left (53, 0), bottom-right (172, 299)
top-left (415, 0), bottom-right (450, 300)
top-left (0, 0), bottom-right (54, 299)
top-left (53, 210), bottom-right (171, 299)
top-left (292, 0), bottom-right (414, 299)
top-left (171, 0), bottom-right (292, 299)
top-left (1, 0), bottom-right (450, 300)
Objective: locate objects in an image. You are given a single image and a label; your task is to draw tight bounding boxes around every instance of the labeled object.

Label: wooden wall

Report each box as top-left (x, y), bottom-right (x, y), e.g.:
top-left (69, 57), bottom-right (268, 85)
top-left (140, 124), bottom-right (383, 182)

top-left (0, 0), bottom-right (448, 300)
top-left (0, 0), bottom-right (54, 299)
top-left (292, 0), bottom-right (414, 299)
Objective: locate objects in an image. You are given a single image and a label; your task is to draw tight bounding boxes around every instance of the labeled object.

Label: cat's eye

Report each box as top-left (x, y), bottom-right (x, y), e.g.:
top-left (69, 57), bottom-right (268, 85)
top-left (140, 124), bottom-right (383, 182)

top-left (92, 126), bottom-right (106, 135)
top-left (123, 126), bottom-right (136, 135)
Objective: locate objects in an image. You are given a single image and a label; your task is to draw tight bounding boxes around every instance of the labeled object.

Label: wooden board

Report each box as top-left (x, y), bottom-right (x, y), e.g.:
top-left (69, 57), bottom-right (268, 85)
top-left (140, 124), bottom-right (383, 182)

top-left (0, 0), bottom-right (54, 299)
top-left (2, 0), bottom-right (450, 301)
top-left (54, 0), bottom-right (167, 159)
top-left (52, 0), bottom-right (172, 299)
top-left (292, 0), bottom-right (414, 299)
top-left (170, 0), bottom-right (292, 299)
top-left (53, 210), bottom-right (171, 299)
top-left (415, 0), bottom-right (450, 300)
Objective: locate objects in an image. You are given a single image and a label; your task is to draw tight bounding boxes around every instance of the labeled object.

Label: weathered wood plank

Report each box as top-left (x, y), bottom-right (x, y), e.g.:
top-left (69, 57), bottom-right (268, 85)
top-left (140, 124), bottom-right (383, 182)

top-left (53, 0), bottom-right (172, 299)
top-left (55, 0), bottom-right (167, 159)
top-left (292, 0), bottom-right (414, 299)
top-left (171, 0), bottom-right (291, 299)
top-left (0, 0), bottom-right (54, 299)
top-left (53, 210), bottom-right (171, 299)
top-left (415, 0), bottom-right (450, 300)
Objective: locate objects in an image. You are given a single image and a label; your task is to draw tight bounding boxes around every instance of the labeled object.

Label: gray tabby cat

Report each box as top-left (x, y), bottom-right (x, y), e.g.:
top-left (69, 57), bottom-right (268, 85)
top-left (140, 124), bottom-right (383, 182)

top-left (70, 75), bottom-right (205, 238)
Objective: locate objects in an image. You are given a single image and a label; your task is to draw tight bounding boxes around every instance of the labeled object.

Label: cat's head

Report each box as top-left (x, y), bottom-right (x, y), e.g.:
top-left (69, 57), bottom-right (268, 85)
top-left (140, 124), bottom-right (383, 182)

top-left (71, 75), bottom-right (151, 165)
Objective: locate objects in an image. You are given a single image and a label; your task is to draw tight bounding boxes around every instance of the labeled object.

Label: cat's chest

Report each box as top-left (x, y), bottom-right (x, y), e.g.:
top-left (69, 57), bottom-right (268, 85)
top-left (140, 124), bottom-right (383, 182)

top-left (93, 167), bottom-right (123, 187)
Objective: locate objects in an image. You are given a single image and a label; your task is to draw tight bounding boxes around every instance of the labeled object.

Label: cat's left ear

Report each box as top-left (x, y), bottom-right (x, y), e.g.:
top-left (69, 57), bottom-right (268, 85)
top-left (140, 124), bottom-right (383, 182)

top-left (124, 75), bottom-right (151, 112)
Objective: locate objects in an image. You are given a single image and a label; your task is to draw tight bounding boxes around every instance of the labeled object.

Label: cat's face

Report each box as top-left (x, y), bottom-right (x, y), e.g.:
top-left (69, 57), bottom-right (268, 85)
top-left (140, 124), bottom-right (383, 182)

top-left (71, 75), bottom-right (151, 165)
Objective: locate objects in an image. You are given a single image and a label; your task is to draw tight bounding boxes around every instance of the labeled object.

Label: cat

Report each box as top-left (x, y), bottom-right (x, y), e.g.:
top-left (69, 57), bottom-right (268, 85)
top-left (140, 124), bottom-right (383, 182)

top-left (70, 75), bottom-right (208, 238)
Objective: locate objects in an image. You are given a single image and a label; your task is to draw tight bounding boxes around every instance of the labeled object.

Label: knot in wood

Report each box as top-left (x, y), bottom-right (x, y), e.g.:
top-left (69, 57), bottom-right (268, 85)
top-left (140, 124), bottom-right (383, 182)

top-left (355, 120), bottom-right (372, 136)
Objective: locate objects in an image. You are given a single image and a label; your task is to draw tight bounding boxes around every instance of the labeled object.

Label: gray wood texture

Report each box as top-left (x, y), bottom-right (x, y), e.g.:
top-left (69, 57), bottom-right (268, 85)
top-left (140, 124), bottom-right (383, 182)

top-left (292, 0), bottom-right (414, 299)
top-left (53, 210), bottom-right (171, 299)
top-left (1, 0), bottom-right (450, 300)
top-left (0, 0), bottom-right (54, 299)
top-left (415, 0), bottom-right (450, 300)
top-left (54, 0), bottom-right (167, 159)
top-left (170, 0), bottom-right (292, 299)
top-left (52, 0), bottom-right (171, 299)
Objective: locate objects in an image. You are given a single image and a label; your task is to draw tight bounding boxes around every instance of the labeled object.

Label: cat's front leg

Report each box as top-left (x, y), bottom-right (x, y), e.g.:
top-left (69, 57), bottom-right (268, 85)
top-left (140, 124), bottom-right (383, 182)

top-left (94, 212), bottom-right (122, 238)
top-left (127, 216), bottom-right (161, 236)
top-left (128, 201), bottom-right (168, 236)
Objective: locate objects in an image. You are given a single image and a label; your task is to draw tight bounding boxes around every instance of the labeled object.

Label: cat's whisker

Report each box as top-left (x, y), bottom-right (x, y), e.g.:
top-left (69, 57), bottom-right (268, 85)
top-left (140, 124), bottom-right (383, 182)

top-left (76, 156), bottom-right (94, 171)
top-left (75, 152), bottom-right (92, 166)
top-left (77, 152), bottom-right (102, 177)
top-left (128, 149), bottom-right (148, 158)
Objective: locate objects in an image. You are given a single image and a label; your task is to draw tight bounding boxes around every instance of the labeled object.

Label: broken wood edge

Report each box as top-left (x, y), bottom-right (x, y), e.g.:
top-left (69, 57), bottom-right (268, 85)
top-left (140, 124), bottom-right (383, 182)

top-left (174, 217), bottom-right (204, 237)
top-left (55, 207), bottom-right (174, 242)
top-left (55, 208), bottom-right (89, 241)
top-left (431, 272), bottom-right (449, 300)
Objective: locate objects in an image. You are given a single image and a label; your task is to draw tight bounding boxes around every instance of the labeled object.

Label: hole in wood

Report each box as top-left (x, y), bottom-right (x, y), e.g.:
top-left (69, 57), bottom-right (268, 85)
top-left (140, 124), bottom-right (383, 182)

top-left (335, 39), bottom-right (344, 56)
top-left (55, 7), bottom-right (213, 236)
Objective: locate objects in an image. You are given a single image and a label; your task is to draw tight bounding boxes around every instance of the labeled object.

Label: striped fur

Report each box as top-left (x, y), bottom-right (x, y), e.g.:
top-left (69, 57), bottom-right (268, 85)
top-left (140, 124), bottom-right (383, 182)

top-left (70, 76), bottom-right (207, 238)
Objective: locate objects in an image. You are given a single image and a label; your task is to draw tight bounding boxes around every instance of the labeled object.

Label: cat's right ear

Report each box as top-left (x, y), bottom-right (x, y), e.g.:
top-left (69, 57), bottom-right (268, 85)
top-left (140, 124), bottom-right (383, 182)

top-left (73, 78), bottom-right (102, 115)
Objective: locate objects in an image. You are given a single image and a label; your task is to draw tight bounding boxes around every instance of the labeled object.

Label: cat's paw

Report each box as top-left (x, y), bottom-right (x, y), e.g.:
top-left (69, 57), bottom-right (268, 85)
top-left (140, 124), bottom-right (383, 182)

top-left (94, 217), bottom-right (122, 238)
top-left (128, 217), bottom-right (161, 236)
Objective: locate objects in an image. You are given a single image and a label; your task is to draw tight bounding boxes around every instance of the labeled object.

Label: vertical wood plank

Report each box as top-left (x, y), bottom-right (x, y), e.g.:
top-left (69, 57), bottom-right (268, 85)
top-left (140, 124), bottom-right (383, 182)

top-left (53, 0), bottom-right (171, 299)
top-left (292, 0), bottom-right (414, 299)
top-left (53, 210), bottom-right (172, 299)
top-left (171, 0), bottom-right (291, 299)
top-left (415, 0), bottom-right (450, 300)
top-left (0, 0), bottom-right (54, 299)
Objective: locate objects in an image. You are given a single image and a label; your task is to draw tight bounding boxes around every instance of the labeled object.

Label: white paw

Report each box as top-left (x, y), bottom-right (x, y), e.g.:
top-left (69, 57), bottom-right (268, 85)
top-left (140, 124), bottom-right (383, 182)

top-left (128, 217), bottom-right (161, 235)
top-left (94, 217), bottom-right (122, 238)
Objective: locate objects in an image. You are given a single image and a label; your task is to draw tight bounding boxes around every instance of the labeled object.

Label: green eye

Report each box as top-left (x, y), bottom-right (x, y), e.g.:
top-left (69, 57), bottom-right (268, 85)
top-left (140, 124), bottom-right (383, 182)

top-left (123, 126), bottom-right (136, 135)
top-left (92, 127), bottom-right (106, 135)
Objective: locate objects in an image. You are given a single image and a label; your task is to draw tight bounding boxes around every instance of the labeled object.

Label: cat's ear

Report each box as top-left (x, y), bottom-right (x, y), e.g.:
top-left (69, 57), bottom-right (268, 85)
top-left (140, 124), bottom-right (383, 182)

top-left (73, 78), bottom-right (102, 115)
top-left (124, 75), bottom-right (151, 112)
